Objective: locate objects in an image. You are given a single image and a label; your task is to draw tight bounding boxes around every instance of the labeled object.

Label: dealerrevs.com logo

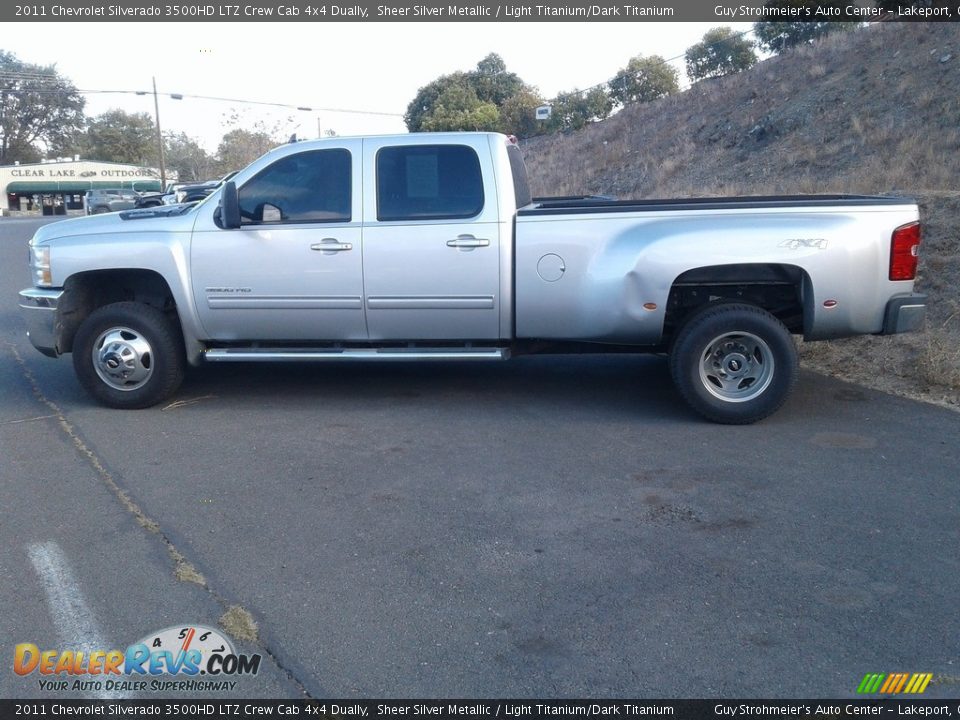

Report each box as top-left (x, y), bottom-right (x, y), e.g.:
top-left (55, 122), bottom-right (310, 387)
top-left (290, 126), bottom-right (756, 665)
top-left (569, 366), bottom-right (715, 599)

top-left (14, 624), bottom-right (261, 693)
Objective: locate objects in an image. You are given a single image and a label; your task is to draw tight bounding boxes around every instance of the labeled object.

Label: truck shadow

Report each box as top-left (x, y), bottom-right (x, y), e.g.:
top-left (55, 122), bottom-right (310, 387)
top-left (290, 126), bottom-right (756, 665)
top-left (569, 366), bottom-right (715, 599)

top-left (178, 353), bottom-right (688, 421)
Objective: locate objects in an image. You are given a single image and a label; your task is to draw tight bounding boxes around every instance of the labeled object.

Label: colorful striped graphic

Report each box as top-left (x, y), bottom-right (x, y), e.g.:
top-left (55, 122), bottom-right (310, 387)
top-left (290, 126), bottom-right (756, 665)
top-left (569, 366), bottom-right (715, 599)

top-left (857, 673), bottom-right (932, 694)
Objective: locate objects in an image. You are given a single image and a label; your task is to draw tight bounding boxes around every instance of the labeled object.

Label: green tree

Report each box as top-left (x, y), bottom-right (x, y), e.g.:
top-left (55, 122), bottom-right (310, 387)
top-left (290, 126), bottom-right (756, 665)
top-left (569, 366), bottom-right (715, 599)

top-left (470, 53), bottom-right (526, 106)
top-left (213, 110), bottom-right (290, 174)
top-left (546, 88), bottom-right (613, 132)
top-left (609, 55), bottom-right (679, 107)
top-left (497, 87), bottom-right (546, 139)
top-left (754, 2), bottom-right (859, 53)
top-left (215, 128), bottom-right (276, 174)
top-left (685, 27), bottom-right (758, 82)
top-left (0, 50), bottom-right (85, 164)
top-left (164, 131), bottom-right (214, 182)
top-left (405, 55), bottom-right (540, 134)
top-left (83, 109), bottom-right (156, 164)
top-left (405, 73), bottom-right (472, 133)
top-left (420, 84), bottom-right (500, 132)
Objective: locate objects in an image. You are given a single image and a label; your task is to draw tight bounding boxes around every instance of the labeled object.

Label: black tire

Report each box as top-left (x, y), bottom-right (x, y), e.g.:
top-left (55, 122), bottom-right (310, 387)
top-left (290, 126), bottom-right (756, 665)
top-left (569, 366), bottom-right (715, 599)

top-left (72, 302), bottom-right (185, 409)
top-left (668, 303), bottom-right (798, 424)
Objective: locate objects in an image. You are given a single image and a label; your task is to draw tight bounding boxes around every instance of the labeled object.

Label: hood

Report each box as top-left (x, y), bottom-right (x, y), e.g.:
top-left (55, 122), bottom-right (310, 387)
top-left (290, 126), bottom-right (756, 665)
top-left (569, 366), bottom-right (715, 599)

top-left (30, 204), bottom-right (198, 245)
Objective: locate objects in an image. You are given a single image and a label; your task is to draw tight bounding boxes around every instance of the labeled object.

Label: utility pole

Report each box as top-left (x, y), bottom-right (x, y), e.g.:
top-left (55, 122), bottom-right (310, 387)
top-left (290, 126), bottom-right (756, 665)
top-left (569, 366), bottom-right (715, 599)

top-left (152, 77), bottom-right (167, 190)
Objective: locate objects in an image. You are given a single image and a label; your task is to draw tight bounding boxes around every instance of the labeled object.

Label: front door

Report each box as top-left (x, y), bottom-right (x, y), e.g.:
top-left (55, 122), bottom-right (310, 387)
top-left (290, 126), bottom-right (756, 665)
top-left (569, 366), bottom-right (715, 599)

top-left (191, 141), bottom-right (367, 342)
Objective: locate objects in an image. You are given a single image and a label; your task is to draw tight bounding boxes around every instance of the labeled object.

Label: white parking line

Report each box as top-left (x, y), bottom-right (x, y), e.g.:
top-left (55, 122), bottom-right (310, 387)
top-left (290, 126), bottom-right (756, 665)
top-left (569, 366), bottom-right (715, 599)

top-left (0, 414), bottom-right (58, 426)
top-left (27, 541), bottom-right (129, 699)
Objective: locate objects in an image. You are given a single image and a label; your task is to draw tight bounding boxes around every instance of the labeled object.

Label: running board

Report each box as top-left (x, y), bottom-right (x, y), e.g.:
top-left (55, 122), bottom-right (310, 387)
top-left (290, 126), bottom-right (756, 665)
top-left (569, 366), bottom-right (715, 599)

top-left (204, 347), bottom-right (510, 362)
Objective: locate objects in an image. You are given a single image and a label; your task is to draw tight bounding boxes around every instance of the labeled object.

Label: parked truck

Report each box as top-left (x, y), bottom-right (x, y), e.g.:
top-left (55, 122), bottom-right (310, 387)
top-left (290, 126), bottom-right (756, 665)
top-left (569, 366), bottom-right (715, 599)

top-left (19, 133), bottom-right (926, 423)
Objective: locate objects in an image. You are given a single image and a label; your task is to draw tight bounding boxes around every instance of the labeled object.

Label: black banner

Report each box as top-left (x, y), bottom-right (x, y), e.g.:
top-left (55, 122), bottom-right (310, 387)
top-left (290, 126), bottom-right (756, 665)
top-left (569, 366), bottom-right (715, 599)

top-left (4, 699), bottom-right (960, 718)
top-left (5, 0), bottom-right (960, 22)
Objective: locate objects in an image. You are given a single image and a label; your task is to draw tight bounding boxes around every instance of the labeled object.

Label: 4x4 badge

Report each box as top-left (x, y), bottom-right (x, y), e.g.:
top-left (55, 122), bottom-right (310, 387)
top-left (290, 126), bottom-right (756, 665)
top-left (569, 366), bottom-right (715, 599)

top-left (780, 238), bottom-right (828, 250)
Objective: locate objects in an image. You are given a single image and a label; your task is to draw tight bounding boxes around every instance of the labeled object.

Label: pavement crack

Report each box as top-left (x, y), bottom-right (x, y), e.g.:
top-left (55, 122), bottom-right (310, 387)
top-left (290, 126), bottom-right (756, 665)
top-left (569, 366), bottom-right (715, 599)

top-left (7, 341), bottom-right (315, 699)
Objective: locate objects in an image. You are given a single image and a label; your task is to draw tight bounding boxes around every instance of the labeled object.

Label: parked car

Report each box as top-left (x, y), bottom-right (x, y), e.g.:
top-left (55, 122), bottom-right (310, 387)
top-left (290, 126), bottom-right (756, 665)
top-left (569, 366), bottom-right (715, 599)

top-left (171, 172), bottom-right (239, 205)
top-left (19, 133), bottom-right (925, 423)
top-left (174, 181), bottom-right (219, 204)
top-left (134, 191), bottom-right (166, 209)
top-left (160, 183), bottom-right (189, 206)
top-left (83, 189), bottom-right (139, 215)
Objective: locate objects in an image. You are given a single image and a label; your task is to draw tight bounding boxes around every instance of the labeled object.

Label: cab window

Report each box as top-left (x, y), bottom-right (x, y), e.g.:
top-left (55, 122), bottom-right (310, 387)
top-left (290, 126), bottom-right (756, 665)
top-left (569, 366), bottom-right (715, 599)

top-left (239, 149), bottom-right (351, 224)
top-left (376, 145), bottom-right (484, 222)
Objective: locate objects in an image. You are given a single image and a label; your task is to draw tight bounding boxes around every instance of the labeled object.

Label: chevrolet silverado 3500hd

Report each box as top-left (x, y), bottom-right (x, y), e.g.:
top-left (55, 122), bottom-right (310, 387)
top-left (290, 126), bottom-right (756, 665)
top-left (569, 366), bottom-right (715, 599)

top-left (18, 133), bottom-right (926, 423)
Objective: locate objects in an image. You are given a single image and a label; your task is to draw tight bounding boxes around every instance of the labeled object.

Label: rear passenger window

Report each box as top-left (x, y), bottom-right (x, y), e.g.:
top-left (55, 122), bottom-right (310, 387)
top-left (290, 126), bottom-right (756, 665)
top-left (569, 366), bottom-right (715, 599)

top-left (238, 149), bottom-right (351, 224)
top-left (377, 145), bottom-right (484, 221)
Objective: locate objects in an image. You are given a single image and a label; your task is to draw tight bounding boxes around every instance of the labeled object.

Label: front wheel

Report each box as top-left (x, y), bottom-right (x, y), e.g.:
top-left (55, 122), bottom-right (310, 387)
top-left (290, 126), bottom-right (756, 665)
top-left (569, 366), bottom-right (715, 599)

top-left (72, 302), bottom-right (185, 409)
top-left (669, 303), bottom-right (798, 424)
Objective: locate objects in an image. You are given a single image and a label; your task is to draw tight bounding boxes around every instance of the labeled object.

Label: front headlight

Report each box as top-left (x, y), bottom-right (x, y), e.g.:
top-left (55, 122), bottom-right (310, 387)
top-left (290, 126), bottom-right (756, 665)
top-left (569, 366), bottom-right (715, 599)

top-left (30, 245), bottom-right (52, 287)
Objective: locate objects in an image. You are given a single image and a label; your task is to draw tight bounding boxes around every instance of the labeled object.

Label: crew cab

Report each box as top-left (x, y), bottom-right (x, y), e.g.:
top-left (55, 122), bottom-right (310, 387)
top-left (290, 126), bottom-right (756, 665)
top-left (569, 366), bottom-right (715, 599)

top-left (18, 133), bottom-right (926, 423)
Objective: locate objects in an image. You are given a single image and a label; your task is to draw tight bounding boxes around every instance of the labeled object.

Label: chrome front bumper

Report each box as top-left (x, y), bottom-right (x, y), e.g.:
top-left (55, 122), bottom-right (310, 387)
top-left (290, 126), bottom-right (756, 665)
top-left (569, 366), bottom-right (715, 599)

top-left (18, 287), bottom-right (64, 358)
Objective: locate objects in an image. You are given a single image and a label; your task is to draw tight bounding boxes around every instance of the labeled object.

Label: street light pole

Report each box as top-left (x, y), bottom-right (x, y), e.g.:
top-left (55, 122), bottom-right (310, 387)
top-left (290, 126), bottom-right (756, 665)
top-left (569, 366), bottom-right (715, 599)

top-left (152, 76), bottom-right (167, 190)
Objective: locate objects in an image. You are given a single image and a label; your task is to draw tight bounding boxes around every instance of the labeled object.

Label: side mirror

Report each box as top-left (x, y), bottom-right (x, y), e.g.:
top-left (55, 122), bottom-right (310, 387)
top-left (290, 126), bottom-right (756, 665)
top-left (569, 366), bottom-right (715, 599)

top-left (220, 181), bottom-right (241, 229)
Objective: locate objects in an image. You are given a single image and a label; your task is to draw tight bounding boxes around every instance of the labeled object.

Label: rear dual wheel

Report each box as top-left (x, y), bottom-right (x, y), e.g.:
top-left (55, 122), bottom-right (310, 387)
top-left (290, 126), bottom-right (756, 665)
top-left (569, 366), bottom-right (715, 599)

top-left (669, 303), bottom-right (798, 424)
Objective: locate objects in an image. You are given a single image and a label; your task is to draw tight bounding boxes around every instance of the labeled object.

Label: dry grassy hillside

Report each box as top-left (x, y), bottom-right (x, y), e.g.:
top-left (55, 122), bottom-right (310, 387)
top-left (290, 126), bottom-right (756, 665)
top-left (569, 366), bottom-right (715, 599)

top-left (521, 22), bottom-right (960, 410)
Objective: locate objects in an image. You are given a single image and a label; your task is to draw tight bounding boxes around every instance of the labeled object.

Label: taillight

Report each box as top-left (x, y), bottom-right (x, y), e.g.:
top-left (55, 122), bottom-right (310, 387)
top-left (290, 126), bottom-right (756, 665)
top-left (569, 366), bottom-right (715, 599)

top-left (889, 221), bottom-right (921, 281)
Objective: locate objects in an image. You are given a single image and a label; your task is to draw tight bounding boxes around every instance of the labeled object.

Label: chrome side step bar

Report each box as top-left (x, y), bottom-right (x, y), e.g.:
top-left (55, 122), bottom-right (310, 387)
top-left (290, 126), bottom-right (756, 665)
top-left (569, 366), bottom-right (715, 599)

top-left (204, 347), bottom-right (510, 362)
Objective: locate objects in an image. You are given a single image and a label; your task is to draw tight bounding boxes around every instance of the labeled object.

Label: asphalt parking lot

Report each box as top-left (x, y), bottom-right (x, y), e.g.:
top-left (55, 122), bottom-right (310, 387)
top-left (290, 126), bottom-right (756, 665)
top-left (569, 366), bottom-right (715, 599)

top-left (2, 216), bottom-right (959, 700)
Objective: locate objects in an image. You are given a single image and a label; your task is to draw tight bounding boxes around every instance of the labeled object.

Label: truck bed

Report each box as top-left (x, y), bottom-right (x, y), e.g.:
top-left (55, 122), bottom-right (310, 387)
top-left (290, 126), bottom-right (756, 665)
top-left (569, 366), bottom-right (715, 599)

top-left (520, 194), bottom-right (914, 216)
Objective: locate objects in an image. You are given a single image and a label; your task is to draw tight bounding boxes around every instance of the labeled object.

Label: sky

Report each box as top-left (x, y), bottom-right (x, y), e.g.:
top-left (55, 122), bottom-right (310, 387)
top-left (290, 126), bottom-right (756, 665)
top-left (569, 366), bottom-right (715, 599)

top-left (5, 21), bottom-right (754, 152)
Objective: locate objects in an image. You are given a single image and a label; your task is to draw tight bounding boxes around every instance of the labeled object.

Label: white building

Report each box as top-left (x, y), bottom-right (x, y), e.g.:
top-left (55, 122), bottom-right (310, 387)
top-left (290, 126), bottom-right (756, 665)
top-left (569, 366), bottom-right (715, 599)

top-left (0, 159), bottom-right (168, 211)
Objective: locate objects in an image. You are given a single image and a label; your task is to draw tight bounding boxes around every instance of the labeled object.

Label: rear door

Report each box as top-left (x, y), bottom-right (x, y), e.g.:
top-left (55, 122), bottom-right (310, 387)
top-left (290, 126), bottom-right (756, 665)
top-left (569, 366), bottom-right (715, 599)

top-left (360, 136), bottom-right (501, 341)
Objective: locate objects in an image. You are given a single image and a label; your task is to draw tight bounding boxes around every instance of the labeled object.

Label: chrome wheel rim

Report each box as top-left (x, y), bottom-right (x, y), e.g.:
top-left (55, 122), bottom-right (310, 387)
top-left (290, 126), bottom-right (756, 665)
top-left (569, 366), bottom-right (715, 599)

top-left (92, 326), bottom-right (154, 391)
top-left (698, 331), bottom-right (774, 402)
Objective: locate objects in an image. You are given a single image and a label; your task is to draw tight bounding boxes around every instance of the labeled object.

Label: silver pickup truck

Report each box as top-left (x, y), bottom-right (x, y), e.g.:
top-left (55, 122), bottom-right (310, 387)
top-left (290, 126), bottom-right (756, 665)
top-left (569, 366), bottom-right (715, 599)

top-left (18, 132), bottom-right (926, 423)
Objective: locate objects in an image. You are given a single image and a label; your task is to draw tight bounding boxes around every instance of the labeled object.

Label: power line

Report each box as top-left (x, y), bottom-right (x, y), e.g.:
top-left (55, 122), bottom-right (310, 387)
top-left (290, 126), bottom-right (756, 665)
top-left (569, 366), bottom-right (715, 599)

top-left (174, 91), bottom-right (403, 117)
top-left (0, 84), bottom-right (404, 118)
top-left (0, 69), bottom-right (61, 77)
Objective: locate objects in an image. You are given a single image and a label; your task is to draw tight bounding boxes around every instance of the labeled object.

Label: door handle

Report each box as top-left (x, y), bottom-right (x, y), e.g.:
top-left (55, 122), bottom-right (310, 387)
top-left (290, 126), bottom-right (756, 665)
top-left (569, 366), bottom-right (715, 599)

top-left (311, 238), bottom-right (353, 253)
top-left (446, 235), bottom-right (490, 249)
